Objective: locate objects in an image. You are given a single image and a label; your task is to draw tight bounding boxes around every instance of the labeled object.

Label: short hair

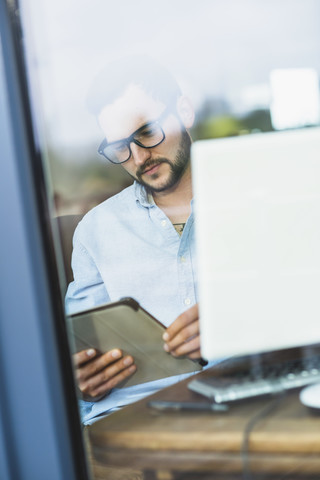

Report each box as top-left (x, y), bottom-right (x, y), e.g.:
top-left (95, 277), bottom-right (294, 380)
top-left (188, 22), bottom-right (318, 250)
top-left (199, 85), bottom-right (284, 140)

top-left (86, 55), bottom-right (182, 116)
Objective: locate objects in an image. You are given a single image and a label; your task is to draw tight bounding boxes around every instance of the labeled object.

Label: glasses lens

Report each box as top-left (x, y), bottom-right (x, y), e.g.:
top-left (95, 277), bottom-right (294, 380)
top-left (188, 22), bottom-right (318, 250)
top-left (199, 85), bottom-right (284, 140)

top-left (103, 141), bottom-right (130, 164)
top-left (99, 120), bottom-right (165, 164)
top-left (134, 122), bottom-right (164, 148)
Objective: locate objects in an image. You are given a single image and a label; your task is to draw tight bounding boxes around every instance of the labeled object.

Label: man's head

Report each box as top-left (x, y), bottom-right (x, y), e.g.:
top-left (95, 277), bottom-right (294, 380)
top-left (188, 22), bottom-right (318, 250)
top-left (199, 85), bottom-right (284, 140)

top-left (87, 56), bottom-right (194, 193)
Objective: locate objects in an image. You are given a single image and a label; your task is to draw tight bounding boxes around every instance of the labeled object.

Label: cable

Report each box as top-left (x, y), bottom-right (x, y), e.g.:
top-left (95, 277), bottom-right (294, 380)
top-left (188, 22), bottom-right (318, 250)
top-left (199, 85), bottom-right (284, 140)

top-left (241, 393), bottom-right (286, 480)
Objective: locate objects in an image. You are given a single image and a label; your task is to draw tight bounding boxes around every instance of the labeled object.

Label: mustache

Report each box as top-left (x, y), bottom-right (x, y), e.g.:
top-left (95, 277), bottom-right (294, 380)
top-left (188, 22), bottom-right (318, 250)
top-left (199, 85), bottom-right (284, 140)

top-left (137, 158), bottom-right (171, 176)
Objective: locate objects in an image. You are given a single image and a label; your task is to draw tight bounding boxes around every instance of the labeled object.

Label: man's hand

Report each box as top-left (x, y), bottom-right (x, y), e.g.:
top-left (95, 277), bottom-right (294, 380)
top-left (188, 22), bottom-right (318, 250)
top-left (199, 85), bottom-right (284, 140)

top-left (73, 348), bottom-right (137, 401)
top-left (162, 303), bottom-right (201, 360)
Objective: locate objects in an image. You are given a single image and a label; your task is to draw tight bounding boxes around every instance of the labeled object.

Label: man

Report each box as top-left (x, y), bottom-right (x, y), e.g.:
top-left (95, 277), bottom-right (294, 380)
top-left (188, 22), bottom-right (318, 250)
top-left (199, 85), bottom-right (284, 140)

top-left (66, 56), bottom-right (205, 423)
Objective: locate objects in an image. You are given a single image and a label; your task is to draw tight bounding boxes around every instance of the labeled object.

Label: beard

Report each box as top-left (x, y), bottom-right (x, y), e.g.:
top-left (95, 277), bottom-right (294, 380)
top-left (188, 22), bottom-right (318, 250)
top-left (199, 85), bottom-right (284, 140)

top-left (134, 129), bottom-right (191, 193)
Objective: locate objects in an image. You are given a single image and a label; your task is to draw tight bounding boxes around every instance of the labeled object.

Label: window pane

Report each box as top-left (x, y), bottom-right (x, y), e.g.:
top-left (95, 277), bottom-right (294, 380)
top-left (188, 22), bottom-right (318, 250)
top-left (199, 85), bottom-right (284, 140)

top-left (19, 0), bottom-right (320, 476)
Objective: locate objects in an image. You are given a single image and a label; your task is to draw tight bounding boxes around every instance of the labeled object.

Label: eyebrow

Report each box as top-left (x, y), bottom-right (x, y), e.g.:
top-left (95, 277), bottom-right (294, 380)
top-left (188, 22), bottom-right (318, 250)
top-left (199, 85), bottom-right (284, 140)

top-left (104, 115), bottom-right (161, 147)
top-left (101, 105), bottom-right (170, 148)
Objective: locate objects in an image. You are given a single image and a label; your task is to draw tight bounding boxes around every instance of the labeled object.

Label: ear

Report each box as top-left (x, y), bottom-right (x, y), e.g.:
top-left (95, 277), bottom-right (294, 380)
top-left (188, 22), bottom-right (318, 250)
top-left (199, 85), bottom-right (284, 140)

top-left (176, 95), bottom-right (195, 129)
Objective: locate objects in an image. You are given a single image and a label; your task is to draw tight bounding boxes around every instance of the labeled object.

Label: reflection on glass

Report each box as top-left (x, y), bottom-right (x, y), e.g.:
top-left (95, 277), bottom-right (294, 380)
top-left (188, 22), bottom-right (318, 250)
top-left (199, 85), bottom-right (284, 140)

top-left (270, 68), bottom-right (320, 130)
top-left (19, 0), bottom-right (320, 476)
top-left (65, 56), bottom-right (201, 423)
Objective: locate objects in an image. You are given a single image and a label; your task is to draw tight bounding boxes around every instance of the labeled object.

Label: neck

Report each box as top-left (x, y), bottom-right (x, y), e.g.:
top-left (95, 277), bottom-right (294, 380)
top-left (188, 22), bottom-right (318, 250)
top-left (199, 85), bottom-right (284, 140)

top-left (152, 166), bottom-right (193, 224)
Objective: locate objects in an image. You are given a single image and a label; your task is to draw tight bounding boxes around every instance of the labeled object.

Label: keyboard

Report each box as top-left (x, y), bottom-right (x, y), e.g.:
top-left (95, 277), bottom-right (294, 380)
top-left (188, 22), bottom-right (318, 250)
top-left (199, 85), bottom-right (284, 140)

top-left (188, 357), bottom-right (320, 403)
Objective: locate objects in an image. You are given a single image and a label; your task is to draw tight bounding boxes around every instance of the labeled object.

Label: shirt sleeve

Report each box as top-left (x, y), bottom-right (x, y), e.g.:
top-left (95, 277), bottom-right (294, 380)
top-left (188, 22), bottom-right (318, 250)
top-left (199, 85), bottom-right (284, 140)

top-left (65, 226), bottom-right (110, 315)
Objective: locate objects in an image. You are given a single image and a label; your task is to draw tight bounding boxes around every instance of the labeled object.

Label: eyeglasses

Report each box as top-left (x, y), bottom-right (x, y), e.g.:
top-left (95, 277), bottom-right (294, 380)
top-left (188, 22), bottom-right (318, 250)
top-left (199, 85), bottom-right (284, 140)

top-left (98, 106), bottom-right (171, 164)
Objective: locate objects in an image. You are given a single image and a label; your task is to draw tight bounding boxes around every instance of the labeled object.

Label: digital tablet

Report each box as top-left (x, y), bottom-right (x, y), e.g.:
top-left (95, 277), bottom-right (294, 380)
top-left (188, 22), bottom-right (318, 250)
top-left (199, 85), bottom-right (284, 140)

top-left (68, 297), bottom-right (203, 388)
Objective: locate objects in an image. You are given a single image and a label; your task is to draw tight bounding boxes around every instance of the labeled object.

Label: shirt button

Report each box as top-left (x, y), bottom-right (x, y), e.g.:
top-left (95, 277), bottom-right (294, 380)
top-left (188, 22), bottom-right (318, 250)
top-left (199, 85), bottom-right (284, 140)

top-left (161, 220), bottom-right (167, 227)
top-left (184, 298), bottom-right (191, 306)
top-left (180, 256), bottom-right (186, 263)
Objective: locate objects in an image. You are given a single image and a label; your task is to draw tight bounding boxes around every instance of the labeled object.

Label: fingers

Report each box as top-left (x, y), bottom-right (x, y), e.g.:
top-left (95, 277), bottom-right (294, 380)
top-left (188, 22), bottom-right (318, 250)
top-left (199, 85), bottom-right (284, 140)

top-left (73, 348), bottom-right (137, 400)
top-left (164, 320), bottom-right (199, 352)
top-left (162, 303), bottom-right (201, 359)
top-left (165, 332), bottom-right (201, 358)
top-left (164, 304), bottom-right (199, 341)
top-left (76, 349), bottom-right (121, 381)
top-left (83, 363), bottom-right (137, 398)
top-left (73, 348), bottom-right (97, 368)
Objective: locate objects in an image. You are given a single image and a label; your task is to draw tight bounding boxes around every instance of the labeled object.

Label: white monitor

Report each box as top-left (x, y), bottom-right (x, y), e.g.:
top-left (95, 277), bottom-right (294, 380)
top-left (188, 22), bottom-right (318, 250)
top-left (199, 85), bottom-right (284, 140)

top-left (192, 127), bottom-right (320, 360)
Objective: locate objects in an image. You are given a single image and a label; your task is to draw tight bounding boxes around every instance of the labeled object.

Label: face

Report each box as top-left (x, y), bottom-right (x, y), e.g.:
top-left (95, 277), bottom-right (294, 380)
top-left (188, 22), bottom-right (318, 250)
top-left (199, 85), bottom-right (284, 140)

top-left (98, 85), bottom-right (193, 193)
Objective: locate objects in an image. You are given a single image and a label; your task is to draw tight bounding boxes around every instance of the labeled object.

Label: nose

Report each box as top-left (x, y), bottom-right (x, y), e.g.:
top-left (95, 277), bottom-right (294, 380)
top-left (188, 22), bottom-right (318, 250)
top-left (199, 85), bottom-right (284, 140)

top-left (130, 142), bottom-right (152, 166)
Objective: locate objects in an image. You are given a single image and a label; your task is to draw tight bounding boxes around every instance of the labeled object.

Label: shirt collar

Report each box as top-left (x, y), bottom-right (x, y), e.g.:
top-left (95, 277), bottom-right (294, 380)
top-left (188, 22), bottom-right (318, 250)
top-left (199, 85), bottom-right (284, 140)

top-left (134, 181), bottom-right (195, 212)
top-left (134, 181), bottom-right (155, 208)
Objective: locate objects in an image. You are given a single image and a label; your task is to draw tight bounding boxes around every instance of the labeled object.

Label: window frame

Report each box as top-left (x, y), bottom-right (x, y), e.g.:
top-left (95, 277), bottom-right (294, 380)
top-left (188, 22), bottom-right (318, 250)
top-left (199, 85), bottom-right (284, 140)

top-left (0, 1), bottom-right (89, 478)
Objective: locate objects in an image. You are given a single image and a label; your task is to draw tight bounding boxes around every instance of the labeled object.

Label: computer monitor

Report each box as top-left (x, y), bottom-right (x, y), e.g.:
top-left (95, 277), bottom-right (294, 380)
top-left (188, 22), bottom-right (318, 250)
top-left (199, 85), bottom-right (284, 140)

top-left (192, 127), bottom-right (320, 361)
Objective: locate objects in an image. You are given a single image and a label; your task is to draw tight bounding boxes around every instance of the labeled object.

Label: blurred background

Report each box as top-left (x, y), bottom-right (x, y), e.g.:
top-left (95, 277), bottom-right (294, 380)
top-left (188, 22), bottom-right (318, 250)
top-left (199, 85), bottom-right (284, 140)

top-left (20, 0), bottom-right (320, 217)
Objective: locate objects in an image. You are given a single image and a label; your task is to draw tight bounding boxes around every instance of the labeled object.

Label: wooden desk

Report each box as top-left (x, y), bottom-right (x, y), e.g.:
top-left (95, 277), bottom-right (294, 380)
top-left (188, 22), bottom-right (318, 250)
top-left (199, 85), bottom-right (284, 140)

top-left (87, 366), bottom-right (320, 480)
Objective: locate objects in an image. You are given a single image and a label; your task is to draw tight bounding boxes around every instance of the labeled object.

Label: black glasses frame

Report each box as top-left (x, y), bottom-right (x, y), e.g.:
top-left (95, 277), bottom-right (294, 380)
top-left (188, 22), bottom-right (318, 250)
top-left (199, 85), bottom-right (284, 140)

top-left (98, 106), bottom-right (171, 164)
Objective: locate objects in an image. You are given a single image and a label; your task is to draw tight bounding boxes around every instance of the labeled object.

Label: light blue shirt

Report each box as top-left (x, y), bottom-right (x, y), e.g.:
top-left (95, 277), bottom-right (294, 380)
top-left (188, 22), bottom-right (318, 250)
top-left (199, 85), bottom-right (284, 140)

top-left (65, 181), bottom-right (208, 424)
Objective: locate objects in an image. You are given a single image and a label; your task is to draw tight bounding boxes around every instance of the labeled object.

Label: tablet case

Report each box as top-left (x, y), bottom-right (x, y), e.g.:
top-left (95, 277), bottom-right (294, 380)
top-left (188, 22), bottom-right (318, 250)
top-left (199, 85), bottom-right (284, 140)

top-left (68, 297), bottom-right (202, 388)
